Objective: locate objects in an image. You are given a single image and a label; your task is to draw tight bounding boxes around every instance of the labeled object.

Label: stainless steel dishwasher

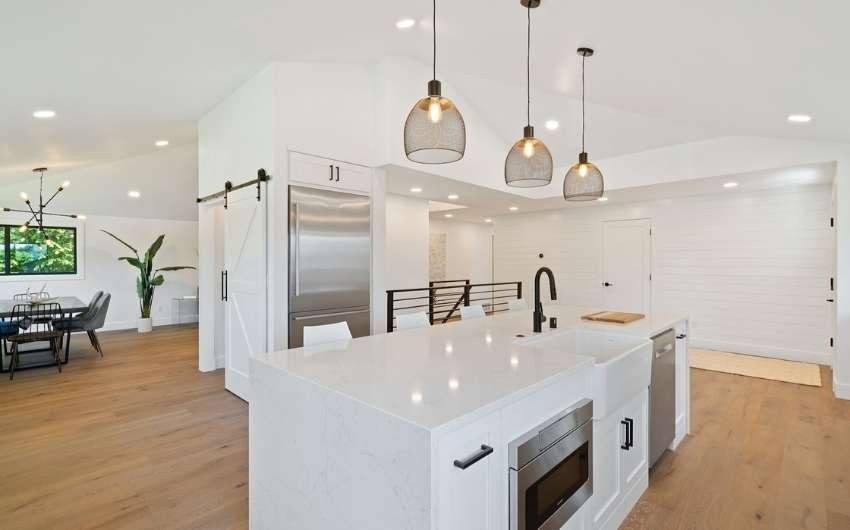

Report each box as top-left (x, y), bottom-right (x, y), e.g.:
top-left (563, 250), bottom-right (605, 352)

top-left (649, 328), bottom-right (676, 468)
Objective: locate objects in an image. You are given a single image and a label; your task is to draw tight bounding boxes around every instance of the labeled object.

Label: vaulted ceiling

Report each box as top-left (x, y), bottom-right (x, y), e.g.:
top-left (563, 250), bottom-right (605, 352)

top-left (2, 0), bottom-right (847, 183)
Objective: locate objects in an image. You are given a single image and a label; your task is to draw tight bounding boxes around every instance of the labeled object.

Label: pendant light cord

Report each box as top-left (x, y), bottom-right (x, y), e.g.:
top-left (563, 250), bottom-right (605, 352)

top-left (432, 0), bottom-right (437, 81)
top-left (526, 3), bottom-right (531, 127)
top-left (581, 54), bottom-right (586, 152)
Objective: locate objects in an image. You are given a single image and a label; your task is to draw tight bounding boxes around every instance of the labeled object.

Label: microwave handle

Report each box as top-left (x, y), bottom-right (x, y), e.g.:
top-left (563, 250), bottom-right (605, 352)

top-left (453, 445), bottom-right (494, 470)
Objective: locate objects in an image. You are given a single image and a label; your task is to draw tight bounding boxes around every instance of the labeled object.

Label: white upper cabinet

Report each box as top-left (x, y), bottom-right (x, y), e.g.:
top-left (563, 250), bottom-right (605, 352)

top-left (289, 151), bottom-right (372, 194)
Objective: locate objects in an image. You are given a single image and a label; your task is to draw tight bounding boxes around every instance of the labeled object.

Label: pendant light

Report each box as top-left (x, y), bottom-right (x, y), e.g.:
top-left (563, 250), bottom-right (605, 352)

top-left (505, 0), bottom-right (552, 188)
top-left (563, 47), bottom-right (604, 201)
top-left (404, 0), bottom-right (466, 164)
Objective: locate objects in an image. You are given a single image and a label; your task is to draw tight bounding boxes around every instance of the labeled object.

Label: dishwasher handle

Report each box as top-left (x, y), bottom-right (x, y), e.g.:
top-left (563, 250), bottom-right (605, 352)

top-left (655, 342), bottom-right (674, 359)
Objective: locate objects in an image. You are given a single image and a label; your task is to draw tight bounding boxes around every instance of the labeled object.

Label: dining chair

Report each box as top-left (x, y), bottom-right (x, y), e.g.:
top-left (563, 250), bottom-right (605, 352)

top-left (508, 298), bottom-right (528, 311)
top-left (396, 312), bottom-right (430, 331)
top-left (303, 321), bottom-right (352, 347)
top-left (7, 303), bottom-right (64, 380)
top-left (54, 293), bottom-right (111, 360)
top-left (460, 305), bottom-right (486, 320)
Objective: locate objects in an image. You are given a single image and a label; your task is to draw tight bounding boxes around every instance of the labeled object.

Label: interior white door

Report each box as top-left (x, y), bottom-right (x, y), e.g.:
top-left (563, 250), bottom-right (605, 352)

top-left (602, 219), bottom-right (651, 313)
top-left (224, 188), bottom-right (267, 401)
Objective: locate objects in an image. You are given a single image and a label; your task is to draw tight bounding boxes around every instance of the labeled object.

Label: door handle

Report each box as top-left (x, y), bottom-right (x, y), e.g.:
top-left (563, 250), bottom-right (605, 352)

top-left (223, 270), bottom-right (228, 302)
top-left (293, 203), bottom-right (301, 296)
top-left (292, 308), bottom-right (370, 321)
top-left (827, 299), bottom-right (835, 303)
top-left (328, 164), bottom-right (334, 181)
top-left (335, 166), bottom-right (340, 182)
top-left (221, 271), bottom-right (226, 302)
top-left (603, 282), bottom-right (613, 287)
top-left (620, 420), bottom-right (630, 450)
top-left (676, 334), bottom-right (687, 340)
top-left (453, 445), bottom-right (494, 470)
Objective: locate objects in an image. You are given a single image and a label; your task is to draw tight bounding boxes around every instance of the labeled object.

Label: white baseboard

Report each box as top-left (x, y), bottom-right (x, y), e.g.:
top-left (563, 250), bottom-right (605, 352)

top-left (671, 413), bottom-right (687, 450)
top-left (689, 338), bottom-right (831, 366)
top-left (100, 316), bottom-right (199, 332)
top-left (835, 377), bottom-right (850, 400)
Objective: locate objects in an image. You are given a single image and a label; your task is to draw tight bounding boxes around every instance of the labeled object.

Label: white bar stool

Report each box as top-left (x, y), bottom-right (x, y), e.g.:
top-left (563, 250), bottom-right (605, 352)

top-left (303, 321), bottom-right (352, 347)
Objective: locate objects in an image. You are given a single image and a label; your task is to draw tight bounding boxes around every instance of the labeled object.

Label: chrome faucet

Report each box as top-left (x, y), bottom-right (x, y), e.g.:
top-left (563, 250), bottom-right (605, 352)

top-left (533, 267), bottom-right (557, 333)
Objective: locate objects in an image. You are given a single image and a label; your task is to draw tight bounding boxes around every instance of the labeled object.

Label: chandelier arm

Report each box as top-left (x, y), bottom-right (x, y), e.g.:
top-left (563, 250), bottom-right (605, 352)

top-left (41, 187), bottom-right (64, 209)
top-left (40, 212), bottom-right (79, 219)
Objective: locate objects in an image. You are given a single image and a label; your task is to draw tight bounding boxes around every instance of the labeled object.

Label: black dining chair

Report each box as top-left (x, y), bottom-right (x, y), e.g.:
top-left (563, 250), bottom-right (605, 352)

top-left (55, 293), bottom-right (111, 360)
top-left (7, 303), bottom-right (64, 380)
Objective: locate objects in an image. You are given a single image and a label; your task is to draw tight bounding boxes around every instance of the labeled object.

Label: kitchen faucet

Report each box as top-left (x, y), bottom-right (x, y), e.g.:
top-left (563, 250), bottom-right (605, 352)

top-left (533, 267), bottom-right (557, 333)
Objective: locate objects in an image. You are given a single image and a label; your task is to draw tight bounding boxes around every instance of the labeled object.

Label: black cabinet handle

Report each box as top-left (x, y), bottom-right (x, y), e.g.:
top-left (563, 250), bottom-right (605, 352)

top-left (603, 282), bottom-right (613, 287)
top-left (223, 270), bottom-right (228, 302)
top-left (827, 299), bottom-right (835, 303)
top-left (676, 334), bottom-right (687, 339)
top-left (620, 420), bottom-right (630, 450)
top-left (626, 418), bottom-right (634, 448)
top-left (329, 164), bottom-right (334, 181)
top-left (335, 166), bottom-right (340, 182)
top-left (453, 445), bottom-right (494, 470)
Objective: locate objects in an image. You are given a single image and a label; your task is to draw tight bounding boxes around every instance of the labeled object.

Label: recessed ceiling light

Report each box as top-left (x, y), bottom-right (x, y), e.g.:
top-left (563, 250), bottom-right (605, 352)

top-left (447, 193), bottom-right (459, 200)
top-left (410, 187), bottom-right (422, 193)
top-left (597, 197), bottom-right (608, 202)
top-left (155, 140), bottom-right (169, 147)
top-left (410, 391), bottom-right (423, 404)
top-left (76, 215), bottom-right (87, 220)
top-left (33, 110), bottom-right (56, 119)
top-left (396, 18), bottom-right (416, 29)
top-left (723, 182), bottom-right (739, 188)
top-left (444, 213), bottom-right (453, 218)
top-left (448, 378), bottom-right (459, 391)
top-left (128, 190), bottom-right (141, 198)
top-left (544, 119), bottom-right (559, 131)
top-left (787, 114), bottom-right (812, 123)
top-left (484, 218), bottom-right (493, 223)
top-left (509, 206), bottom-right (519, 211)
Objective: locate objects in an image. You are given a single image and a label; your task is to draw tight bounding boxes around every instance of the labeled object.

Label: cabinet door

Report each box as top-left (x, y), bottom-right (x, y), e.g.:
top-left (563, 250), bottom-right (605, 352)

top-left (289, 152), bottom-right (371, 194)
top-left (437, 413), bottom-right (501, 530)
top-left (619, 389), bottom-right (648, 492)
top-left (588, 417), bottom-right (621, 528)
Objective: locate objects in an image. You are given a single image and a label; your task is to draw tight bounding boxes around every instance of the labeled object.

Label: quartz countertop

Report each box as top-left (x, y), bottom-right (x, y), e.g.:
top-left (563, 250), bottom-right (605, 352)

top-left (252, 305), bottom-right (687, 430)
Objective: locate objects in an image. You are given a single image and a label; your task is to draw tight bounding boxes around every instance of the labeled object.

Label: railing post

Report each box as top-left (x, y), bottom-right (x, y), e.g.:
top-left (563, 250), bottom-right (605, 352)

top-left (517, 281), bottom-right (522, 300)
top-left (386, 291), bottom-right (394, 333)
top-left (463, 281), bottom-right (471, 307)
top-left (428, 287), bottom-right (435, 325)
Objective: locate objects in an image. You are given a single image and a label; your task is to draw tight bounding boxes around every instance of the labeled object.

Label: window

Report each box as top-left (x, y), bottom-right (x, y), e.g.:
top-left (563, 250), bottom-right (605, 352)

top-left (1, 225), bottom-right (78, 276)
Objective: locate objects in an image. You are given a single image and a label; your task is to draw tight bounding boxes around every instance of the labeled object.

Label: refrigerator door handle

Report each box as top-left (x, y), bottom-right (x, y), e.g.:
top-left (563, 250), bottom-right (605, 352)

top-left (292, 308), bottom-right (370, 321)
top-left (294, 202), bottom-right (301, 296)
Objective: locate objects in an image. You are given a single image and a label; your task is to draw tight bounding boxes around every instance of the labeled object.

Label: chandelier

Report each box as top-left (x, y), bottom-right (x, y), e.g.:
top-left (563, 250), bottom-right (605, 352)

top-left (2, 167), bottom-right (83, 239)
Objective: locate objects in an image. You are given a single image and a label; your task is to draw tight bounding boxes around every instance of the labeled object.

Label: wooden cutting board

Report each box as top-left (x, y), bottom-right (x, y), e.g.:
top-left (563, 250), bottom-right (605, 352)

top-left (581, 311), bottom-right (645, 324)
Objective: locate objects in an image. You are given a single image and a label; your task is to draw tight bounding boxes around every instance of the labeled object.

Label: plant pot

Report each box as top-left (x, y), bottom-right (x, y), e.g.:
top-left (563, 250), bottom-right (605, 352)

top-left (138, 317), bottom-right (153, 333)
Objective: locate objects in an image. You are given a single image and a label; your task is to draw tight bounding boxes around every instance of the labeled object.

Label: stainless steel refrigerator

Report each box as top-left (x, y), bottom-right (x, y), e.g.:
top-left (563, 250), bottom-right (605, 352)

top-left (288, 185), bottom-right (371, 348)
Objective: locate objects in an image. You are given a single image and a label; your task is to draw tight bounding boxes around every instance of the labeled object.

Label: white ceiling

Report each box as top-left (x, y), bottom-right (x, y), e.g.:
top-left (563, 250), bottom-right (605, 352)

top-left (2, 0), bottom-right (848, 182)
top-left (385, 163), bottom-right (836, 224)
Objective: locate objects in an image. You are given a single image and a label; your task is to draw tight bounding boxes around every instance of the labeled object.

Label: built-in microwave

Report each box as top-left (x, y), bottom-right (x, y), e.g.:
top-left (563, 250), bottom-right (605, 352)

top-left (509, 399), bottom-right (593, 530)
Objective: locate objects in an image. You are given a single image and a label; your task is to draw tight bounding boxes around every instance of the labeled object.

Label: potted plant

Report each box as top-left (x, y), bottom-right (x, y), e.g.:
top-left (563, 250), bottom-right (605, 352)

top-left (102, 231), bottom-right (196, 333)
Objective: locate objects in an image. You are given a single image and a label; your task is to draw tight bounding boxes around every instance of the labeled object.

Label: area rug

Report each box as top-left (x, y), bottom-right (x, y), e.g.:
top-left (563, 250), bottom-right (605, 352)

top-left (690, 348), bottom-right (822, 387)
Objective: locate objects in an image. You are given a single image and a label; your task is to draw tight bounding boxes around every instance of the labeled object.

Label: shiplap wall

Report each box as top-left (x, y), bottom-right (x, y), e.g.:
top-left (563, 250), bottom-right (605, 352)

top-left (494, 185), bottom-right (834, 364)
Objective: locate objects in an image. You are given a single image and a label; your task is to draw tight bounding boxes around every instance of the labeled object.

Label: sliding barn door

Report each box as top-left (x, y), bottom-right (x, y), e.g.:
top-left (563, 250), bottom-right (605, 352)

top-left (224, 188), bottom-right (267, 401)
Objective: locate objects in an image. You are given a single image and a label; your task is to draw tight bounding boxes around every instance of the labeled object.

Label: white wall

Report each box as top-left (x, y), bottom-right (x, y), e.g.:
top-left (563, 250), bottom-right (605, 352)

top-left (429, 218), bottom-right (493, 284)
top-left (495, 186), bottom-right (834, 365)
top-left (0, 214), bottom-right (198, 330)
top-left (385, 194), bottom-right (429, 292)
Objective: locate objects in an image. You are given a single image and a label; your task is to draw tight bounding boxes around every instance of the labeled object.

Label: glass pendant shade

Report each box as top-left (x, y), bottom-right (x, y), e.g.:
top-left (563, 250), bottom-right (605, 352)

top-left (563, 152), bottom-right (604, 200)
top-left (505, 126), bottom-right (552, 187)
top-left (404, 80), bottom-right (466, 164)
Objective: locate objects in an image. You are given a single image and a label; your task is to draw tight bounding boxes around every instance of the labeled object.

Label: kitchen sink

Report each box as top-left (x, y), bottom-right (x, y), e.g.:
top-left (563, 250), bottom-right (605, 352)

top-left (518, 329), bottom-right (652, 418)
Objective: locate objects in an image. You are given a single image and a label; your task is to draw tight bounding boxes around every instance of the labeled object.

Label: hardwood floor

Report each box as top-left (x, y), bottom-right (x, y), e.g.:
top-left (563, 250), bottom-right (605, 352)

top-left (2, 327), bottom-right (849, 530)
top-left (623, 365), bottom-right (850, 530)
top-left (0, 325), bottom-right (248, 530)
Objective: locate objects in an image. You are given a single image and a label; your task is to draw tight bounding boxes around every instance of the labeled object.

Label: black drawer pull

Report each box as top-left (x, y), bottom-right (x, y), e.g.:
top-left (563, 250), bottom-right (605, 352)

top-left (453, 445), bottom-right (494, 470)
top-left (329, 165), bottom-right (334, 180)
top-left (620, 420), bottom-right (630, 450)
top-left (676, 334), bottom-right (687, 339)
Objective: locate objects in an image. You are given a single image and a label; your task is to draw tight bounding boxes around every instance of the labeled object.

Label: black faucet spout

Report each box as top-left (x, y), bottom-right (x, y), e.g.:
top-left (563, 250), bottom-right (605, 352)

top-left (533, 267), bottom-right (557, 333)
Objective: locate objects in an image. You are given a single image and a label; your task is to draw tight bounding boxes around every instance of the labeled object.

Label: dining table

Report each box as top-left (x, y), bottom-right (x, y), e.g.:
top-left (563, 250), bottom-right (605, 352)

top-left (0, 296), bottom-right (89, 373)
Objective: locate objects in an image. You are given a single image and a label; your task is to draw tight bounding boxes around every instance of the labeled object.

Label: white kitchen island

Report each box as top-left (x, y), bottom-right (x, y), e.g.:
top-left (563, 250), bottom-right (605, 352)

top-left (250, 306), bottom-right (688, 530)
